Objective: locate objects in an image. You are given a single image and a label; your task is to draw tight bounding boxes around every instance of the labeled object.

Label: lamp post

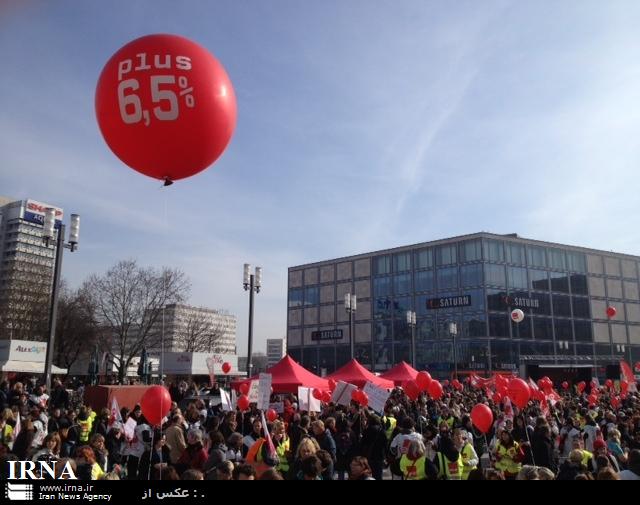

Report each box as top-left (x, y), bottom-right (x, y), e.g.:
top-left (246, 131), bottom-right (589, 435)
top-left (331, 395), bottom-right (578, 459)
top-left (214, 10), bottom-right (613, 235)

top-left (243, 264), bottom-right (262, 377)
top-left (449, 321), bottom-right (458, 379)
top-left (344, 293), bottom-right (357, 359)
top-left (42, 208), bottom-right (80, 393)
top-left (406, 310), bottom-right (416, 368)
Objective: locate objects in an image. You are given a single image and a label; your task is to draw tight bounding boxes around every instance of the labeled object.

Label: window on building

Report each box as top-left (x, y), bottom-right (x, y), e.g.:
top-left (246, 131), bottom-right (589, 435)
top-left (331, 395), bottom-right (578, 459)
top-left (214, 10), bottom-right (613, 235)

top-left (507, 266), bottom-right (528, 290)
top-left (436, 244), bottom-right (457, 266)
top-left (530, 292), bottom-right (551, 315)
top-left (574, 321), bottom-right (593, 342)
top-left (527, 246), bottom-right (547, 268)
top-left (437, 267), bottom-right (458, 290)
top-left (393, 319), bottom-right (410, 341)
top-left (512, 316), bottom-right (532, 339)
top-left (487, 288), bottom-right (508, 312)
top-left (393, 273), bottom-right (411, 295)
top-left (552, 294), bottom-right (571, 317)
top-left (417, 317), bottom-right (436, 340)
top-left (289, 289), bottom-right (303, 307)
top-left (414, 248), bottom-right (433, 269)
top-left (548, 249), bottom-right (567, 270)
top-left (567, 252), bottom-right (587, 272)
top-left (484, 264), bottom-right (506, 287)
top-left (304, 286), bottom-right (319, 306)
top-left (459, 239), bottom-right (482, 262)
top-left (373, 255), bottom-right (391, 275)
top-left (460, 263), bottom-right (483, 287)
top-left (549, 272), bottom-right (570, 293)
top-left (483, 239), bottom-right (505, 262)
top-left (374, 297), bottom-right (393, 319)
top-left (463, 288), bottom-right (485, 312)
top-left (393, 296), bottom-right (412, 318)
top-left (570, 274), bottom-right (588, 295)
top-left (393, 252), bottom-right (411, 272)
top-left (572, 297), bottom-right (590, 319)
top-left (554, 319), bottom-right (573, 340)
top-left (529, 269), bottom-right (549, 291)
top-left (488, 314), bottom-right (509, 337)
top-left (533, 317), bottom-right (553, 340)
top-left (373, 276), bottom-right (391, 298)
top-left (414, 270), bottom-right (434, 293)
top-left (373, 320), bottom-right (392, 342)
top-left (506, 242), bottom-right (526, 265)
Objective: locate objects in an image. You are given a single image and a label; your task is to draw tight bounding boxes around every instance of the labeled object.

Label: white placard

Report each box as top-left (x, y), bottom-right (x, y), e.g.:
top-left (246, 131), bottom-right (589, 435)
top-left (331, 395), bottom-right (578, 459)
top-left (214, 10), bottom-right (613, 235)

top-left (248, 380), bottom-right (260, 403)
top-left (331, 381), bottom-right (358, 407)
top-left (257, 373), bottom-right (272, 410)
top-left (269, 402), bottom-right (284, 414)
top-left (363, 381), bottom-right (391, 414)
top-left (220, 389), bottom-right (233, 412)
top-left (123, 417), bottom-right (137, 441)
top-left (297, 387), bottom-right (321, 413)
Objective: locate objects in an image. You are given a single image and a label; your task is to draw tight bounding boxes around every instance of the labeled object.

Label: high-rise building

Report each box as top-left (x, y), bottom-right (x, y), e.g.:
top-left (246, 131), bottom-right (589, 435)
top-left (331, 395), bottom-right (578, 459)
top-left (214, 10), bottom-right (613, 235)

top-left (287, 232), bottom-right (640, 381)
top-left (148, 303), bottom-right (237, 354)
top-left (267, 338), bottom-right (286, 367)
top-left (0, 197), bottom-right (62, 340)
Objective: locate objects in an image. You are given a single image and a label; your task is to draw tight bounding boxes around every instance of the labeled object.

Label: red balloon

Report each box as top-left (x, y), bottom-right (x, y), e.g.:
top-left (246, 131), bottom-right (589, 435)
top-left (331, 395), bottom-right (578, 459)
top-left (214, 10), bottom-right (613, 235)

top-left (577, 381), bottom-right (586, 393)
top-left (606, 306), bottom-right (617, 318)
top-left (442, 380), bottom-right (450, 387)
top-left (416, 371), bottom-right (432, 391)
top-left (359, 392), bottom-right (369, 408)
top-left (471, 404), bottom-right (493, 434)
top-left (222, 362), bottom-right (231, 374)
top-left (428, 380), bottom-right (444, 400)
top-left (239, 383), bottom-right (250, 396)
top-left (266, 409), bottom-right (278, 423)
top-left (313, 388), bottom-right (323, 400)
top-left (404, 380), bottom-right (420, 401)
top-left (492, 391), bottom-right (503, 404)
top-left (588, 394), bottom-right (598, 406)
top-left (328, 379), bottom-right (337, 392)
top-left (498, 385), bottom-right (509, 397)
top-left (561, 381), bottom-right (569, 390)
top-left (140, 386), bottom-right (172, 426)
top-left (351, 389), bottom-right (361, 402)
top-left (537, 379), bottom-right (545, 390)
top-left (452, 379), bottom-right (463, 391)
top-left (605, 379), bottom-right (613, 389)
top-left (322, 391), bottom-right (332, 403)
top-left (237, 395), bottom-right (250, 411)
top-left (611, 396), bottom-right (620, 409)
top-left (620, 380), bottom-right (629, 394)
top-left (96, 34), bottom-right (237, 182)
top-left (590, 380), bottom-right (598, 390)
top-left (507, 378), bottom-right (531, 409)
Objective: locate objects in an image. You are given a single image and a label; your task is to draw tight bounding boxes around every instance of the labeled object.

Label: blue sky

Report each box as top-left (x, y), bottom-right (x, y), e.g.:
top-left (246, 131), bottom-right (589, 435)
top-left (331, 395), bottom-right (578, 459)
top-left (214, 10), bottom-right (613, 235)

top-left (2, 1), bottom-right (640, 355)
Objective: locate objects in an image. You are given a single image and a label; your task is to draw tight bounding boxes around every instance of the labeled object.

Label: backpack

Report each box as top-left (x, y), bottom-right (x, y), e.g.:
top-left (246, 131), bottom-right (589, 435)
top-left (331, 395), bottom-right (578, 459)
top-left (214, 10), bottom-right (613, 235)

top-left (336, 431), bottom-right (353, 456)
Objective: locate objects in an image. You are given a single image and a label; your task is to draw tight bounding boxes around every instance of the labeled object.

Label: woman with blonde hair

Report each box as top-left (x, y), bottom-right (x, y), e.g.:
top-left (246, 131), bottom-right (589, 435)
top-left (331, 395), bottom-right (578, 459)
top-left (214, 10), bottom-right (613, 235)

top-left (287, 437), bottom-right (320, 480)
top-left (607, 428), bottom-right (627, 467)
top-left (400, 439), bottom-right (428, 480)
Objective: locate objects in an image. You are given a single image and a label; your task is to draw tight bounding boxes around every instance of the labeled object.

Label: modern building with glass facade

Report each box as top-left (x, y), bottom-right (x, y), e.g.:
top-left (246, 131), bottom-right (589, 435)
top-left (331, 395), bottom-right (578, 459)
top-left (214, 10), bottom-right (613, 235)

top-left (287, 232), bottom-right (640, 380)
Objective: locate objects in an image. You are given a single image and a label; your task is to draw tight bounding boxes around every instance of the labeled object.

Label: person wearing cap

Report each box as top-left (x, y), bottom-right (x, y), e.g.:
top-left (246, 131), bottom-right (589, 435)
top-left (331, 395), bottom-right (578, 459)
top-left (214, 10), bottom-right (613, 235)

top-left (590, 438), bottom-right (620, 474)
top-left (453, 428), bottom-right (478, 480)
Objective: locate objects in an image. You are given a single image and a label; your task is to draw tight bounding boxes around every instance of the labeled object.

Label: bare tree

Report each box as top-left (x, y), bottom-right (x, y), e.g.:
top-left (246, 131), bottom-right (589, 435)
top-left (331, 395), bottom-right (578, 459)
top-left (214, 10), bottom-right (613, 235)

top-left (83, 260), bottom-right (190, 384)
top-left (54, 282), bottom-right (100, 374)
top-left (179, 308), bottom-right (228, 353)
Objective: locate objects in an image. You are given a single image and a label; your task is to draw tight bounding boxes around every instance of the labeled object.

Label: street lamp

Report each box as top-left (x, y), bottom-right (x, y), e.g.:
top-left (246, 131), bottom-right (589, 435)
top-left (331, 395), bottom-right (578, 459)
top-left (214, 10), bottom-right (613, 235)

top-left (344, 293), bottom-right (357, 359)
top-left (42, 208), bottom-right (80, 392)
top-left (243, 264), bottom-right (262, 376)
top-left (449, 321), bottom-right (458, 379)
top-left (406, 310), bottom-right (416, 368)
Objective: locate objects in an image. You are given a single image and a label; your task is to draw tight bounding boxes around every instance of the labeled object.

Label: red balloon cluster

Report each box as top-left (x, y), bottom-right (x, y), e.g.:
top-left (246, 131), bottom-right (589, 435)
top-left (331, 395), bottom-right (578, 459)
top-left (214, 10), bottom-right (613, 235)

top-left (95, 34), bottom-right (237, 183)
top-left (237, 395), bottom-right (250, 411)
top-left (222, 362), bottom-right (231, 374)
top-left (588, 393), bottom-right (598, 407)
top-left (471, 404), bottom-right (493, 434)
top-left (140, 386), bottom-right (172, 426)
top-left (507, 378), bottom-right (531, 409)
top-left (621, 381), bottom-right (629, 394)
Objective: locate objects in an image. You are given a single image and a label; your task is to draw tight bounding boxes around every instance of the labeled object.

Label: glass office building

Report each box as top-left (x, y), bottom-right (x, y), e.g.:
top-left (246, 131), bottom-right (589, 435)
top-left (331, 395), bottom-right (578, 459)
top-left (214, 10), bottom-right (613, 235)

top-left (286, 233), bottom-right (640, 380)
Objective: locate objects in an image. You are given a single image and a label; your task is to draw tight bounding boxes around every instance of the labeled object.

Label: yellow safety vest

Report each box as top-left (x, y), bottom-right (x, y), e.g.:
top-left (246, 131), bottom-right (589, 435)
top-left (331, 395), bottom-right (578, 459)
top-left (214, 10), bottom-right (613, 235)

top-left (437, 452), bottom-right (463, 480)
top-left (580, 450), bottom-right (593, 468)
top-left (400, 454), bottom-right (427, 480)
top-left (495, 442), bottom-right (522, 475)
top-left (78, 419), bottom-right (92, 443)
top-left (460, 443), bottom-right (477, 480)
top-left (383, 416), bottom-right (397, 440)
top-left (275, 437), bottom-right (290, 473)
top-left (437, 416), bottom-right (455, 429)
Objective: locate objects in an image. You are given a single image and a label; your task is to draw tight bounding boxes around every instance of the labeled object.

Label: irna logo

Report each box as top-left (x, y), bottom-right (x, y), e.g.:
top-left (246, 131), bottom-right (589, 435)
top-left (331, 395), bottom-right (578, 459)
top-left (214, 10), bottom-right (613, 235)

top-left (8, 460), bottom-right (77, 480)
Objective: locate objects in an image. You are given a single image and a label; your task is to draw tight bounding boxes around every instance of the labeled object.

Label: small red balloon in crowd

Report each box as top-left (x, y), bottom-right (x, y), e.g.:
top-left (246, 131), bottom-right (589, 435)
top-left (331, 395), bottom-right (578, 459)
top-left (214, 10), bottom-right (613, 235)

top-left (442, 380), bottom-right (450, 387)
top-left (606, 306), bottom-right (617, 318)
top-left (611, 396), bottom-right (620, 409)
top-left (590, 380), bottom-right (597, 390)
top-left (222, 362), bottom-right (231, 374)
top-left (588, 394), bottom-right (598, 406)
top-left (312, 388), bottom-right (323, 401)
top-left (403, 380), bottom-right (420, 401)
top-left (359, 391), bottom-right (369, 408)
top-left (605, 379), bottom-right (613, 389)
top-left (239, 383), bottom-right (250, 396)
top-left (492, 391), bottom-right (503, 404)
top-left (95, 34), bottom-right (237, 183)
top-left (140, 385), bottom-right (172, 426)
top-left (577, 381), bottom-right (586, 393)
top-left (452, 379), bottom-right (463, 391)
top-left (507, 378), bottom-right (531, 409)
top-left (328, 379), bottom-right (337, 392)
top-left (322, 391), bottom-right (332, 403)
top-left (237, 395), bottom-right (250, 411)
top-left (621, 380), bottom-right (629, 394)
top-left (561, 381), bottom-right (569, 390)
top-left (471, 404), bottom-right (493, 434)
top-left (416, 371), bottom-right (432, 391)
top-left (428, 380), bottom-right (444, 400)
top-left (266, 409), bottom-right (278, 423)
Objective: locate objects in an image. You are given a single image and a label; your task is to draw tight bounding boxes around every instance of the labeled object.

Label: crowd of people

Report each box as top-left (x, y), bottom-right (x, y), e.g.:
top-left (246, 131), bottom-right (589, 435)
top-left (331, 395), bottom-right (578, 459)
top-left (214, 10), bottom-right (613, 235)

top-left (0, 375), bottom-right (639, 481)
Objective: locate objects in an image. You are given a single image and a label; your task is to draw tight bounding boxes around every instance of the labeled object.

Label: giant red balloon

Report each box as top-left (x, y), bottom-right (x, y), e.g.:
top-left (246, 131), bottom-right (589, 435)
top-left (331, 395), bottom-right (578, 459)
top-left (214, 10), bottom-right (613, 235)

top-left (140, 385), bottom-right (172, 426)
top-left (428, 380), bottom-right (444, 400)
top-left (416, 371), bottom-right (432, 391)
top-left (237, 395), bottom-right (250, 411)
top-left (96, 34), bottom-right (237, 182)
top-left (471, 404), bottom-right (493, 434)
top-left (507, 378), bottom-right (531, 409)
top-left (222, 362), bottom-right (231, 374)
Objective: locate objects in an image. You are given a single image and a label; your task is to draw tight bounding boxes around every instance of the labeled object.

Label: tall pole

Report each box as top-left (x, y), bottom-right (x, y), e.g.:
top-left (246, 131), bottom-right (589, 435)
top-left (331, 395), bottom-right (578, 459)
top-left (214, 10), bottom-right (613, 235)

top-left (247, 273), bottom-right (255, 376)
top-left (44, 224), bottom-right (65, 393)
top-left (411, 322), bottom-right (416, 369)
top-left (349, 306), bottom-right (354, 360)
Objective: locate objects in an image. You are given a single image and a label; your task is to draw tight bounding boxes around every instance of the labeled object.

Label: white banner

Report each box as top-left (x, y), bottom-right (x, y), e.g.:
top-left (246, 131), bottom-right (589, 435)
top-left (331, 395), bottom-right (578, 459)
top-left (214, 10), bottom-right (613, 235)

top-left (363, 381), bottom-right (391, 414)
top-left (297, 387), bottom-right (321, 413)
top-left (257, 373), bottom-right (272, 410)
top-left (248, 380), bottom-right (260, 403)
top-left (331, 381), bottom-right (358, 407)
top-left (220, 390), bottom-right (233, 412)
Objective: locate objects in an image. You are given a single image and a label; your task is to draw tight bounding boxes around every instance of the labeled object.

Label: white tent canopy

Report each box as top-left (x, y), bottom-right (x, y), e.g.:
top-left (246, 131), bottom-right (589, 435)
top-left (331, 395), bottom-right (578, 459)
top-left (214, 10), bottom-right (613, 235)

top-left (0, 339), bottom-right (67, 375)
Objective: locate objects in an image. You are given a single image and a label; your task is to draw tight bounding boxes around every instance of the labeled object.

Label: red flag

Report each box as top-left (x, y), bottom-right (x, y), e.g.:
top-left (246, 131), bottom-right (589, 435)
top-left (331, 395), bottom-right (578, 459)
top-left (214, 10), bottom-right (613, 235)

top-left (109, 397), bottom-right (122, 427)
top-left (620, 361), bottom-right (638, 393)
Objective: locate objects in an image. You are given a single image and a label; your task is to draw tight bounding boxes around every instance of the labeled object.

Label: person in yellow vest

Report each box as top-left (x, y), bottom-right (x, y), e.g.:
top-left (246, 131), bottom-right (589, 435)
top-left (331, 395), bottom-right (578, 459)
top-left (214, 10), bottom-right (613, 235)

top-left (570, 435), bottom-right (593, 468)
top-left (271, 420), bottom-right (290, 477)
top-left (0, 410), bottom-right (14, 450)
top-left (437, 407), bottom-right (456, 430)
top-left (494, 430), bottom-right (524, 479)
top-left (382, 409), bottom-right (397, 441)
top-left (77, 409), bottom-right (92, 444)
top-left (453, 429), bottom-right (478, 480)
top-left (246, 435), bottom-right (280, 479)
top-left (434, 436), bottom-right (463, 480)
top-left (399, 439), bottom-right (428, 480)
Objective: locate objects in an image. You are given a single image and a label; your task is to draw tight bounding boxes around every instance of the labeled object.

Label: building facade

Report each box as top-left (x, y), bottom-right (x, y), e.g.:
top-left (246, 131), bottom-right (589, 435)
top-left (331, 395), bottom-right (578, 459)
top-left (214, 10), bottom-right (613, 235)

top-left (267, 338), bottom-right (287, 367)
top-left (287, 232), bottom-right (640, 380)
top-left (0, 197), bottom-right (62, 340)
top-left (149, 304), bottom-right (237, 355)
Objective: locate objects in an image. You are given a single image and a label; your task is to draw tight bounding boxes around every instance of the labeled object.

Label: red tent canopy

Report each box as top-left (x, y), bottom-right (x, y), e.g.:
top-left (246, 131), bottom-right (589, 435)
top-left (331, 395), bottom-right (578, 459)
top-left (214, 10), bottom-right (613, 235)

top-left (379, 361), bottom-right (419, 386)
top-left (231, 355), bottom-right (328, 394)
top-left (326, 359), bottom-right (394, 389)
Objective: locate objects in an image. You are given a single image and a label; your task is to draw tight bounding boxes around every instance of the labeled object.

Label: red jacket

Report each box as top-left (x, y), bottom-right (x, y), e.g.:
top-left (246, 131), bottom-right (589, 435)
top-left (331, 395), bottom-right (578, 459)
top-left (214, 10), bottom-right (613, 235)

top-left (177, 442), bottom-right (208, 471)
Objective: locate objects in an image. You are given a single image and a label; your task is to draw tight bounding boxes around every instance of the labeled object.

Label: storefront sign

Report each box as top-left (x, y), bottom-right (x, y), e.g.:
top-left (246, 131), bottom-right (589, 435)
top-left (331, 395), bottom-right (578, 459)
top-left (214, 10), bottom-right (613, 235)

top-left (311, 329), bottom-right (343, 341)
top-left (426, 295), bottom-right (471, 310)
